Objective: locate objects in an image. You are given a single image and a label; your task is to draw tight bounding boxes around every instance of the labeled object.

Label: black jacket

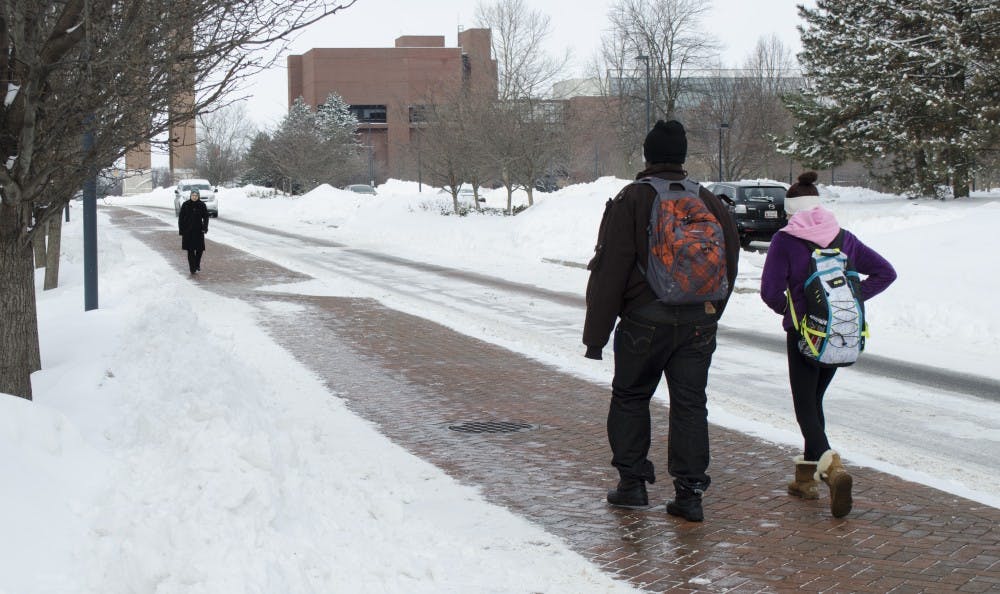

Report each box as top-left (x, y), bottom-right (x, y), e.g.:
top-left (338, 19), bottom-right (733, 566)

top-left (583, 164), bottom-right (740, 351)
top-left (178, 199), bottom-right (209, 251)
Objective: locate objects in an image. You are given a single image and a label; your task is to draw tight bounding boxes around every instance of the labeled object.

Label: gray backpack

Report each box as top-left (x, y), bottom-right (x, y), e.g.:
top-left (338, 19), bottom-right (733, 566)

top-left (636, 177), bottom-right (729, 304)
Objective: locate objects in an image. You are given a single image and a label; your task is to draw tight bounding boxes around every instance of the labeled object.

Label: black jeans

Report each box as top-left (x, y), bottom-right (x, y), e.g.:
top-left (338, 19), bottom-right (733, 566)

top-left (607, 301), bottom-right (717, 493)
top-left (187, 249), bottom-right (203, 273)
top-left (786, 332), bottom-right (837, 461)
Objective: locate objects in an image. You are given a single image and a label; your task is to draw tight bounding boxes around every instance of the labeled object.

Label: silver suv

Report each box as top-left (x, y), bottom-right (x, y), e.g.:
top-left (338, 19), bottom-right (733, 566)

top-left (174, 179), bottom-right (219, 217)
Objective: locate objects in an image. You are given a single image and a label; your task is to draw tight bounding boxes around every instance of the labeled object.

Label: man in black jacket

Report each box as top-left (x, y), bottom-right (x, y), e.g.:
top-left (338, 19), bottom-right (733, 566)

top-left (583, 120), bottom-right (739, 522)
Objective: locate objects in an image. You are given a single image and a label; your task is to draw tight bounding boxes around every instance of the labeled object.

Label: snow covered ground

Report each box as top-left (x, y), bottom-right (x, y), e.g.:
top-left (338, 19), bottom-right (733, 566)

top-left (2, 200), bottom-right (638, 594)
top-left (3, 177), bottom-right (998, 592)
top-left (124, 178), bottom-right (1000, 381)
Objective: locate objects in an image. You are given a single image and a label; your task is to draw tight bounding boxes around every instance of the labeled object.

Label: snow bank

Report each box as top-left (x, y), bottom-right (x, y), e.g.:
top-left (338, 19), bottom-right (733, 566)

top-left (10, 205), bottom-right (637, 594)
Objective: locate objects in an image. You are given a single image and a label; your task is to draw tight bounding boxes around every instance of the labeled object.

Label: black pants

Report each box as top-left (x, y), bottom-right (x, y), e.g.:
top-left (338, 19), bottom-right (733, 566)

top-left (187, 249), bottom-right (203, 273)
top-left (786, 332), bottom-right (837, 461)
top-left (607, 301), bottom-right (717, 493)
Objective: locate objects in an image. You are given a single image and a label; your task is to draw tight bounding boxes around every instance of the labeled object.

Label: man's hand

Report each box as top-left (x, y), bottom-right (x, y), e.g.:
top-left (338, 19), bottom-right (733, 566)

top-left (584, 345), bottom-right (603, 360)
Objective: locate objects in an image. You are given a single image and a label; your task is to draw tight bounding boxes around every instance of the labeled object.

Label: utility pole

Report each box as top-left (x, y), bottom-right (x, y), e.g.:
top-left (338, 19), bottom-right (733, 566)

top-left (718, 122), bottom-right (729, 182)
top-left (83, 128), bottom-right (98, 311)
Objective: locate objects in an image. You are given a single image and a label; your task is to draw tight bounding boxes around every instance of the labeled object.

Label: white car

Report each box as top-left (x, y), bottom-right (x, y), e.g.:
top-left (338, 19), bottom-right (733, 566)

top-left (174, 179), bottom-right (219, 217)
top-left (438, 184), bottom-right (486, 202)
top-left (343, 184), bottom-right (377, 195)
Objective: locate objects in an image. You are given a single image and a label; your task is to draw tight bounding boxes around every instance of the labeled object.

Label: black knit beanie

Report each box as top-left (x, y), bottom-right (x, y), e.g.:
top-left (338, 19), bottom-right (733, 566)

top-left (643, 120), bottom-right (687, 164)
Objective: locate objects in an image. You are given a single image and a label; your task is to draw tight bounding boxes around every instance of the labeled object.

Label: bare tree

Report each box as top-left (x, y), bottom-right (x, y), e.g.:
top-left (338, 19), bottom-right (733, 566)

top-left (508, 100), bottom-right (568, 206)
top-left (592, 0), bottom-right (717, 170)
top-left (738, 35), bottom-right (797, 178)
top-left (682, 36), bottom-right (799, 181)
top-left (474, 0), bottom-right (569, 101)
top-left (605, 0), bottom-right (717, 118)
top-left (196, 102), bottom-right (256, 185)
top-left (473, 0), bottom-right (570, 210)
top-left (419, 98), bottom-right (475, 214)
top-left (0, 0), bottom-right (356, 400)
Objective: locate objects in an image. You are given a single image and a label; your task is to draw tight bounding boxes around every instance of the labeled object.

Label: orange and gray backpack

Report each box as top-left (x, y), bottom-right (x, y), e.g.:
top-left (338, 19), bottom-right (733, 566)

top-left (636, 177), bottom-right (729, 304)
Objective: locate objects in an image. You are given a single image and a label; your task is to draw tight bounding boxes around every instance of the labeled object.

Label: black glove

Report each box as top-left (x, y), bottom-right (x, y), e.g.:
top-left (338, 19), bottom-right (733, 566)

top-left (584, 345), bottom-right (603, 360)
top-left (203, 227), bottom-right (208, 233)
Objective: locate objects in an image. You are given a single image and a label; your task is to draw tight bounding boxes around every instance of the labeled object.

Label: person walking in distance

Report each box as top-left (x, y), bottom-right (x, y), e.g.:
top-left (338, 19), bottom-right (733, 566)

top-left (583, 120), bottom-right (740, 522)
top-left (760, 172), bottom-right (896, 518)
top-left (178, 189), bottom-right (210, 275)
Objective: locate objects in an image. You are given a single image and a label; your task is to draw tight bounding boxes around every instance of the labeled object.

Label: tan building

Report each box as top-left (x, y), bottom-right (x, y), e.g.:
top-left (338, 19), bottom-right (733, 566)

top-left (287, 30), bottom-right (497, 183)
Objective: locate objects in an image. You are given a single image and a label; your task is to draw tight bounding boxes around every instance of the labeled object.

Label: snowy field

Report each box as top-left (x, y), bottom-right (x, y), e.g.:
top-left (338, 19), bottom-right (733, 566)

top-left (2, 177), bottom-right (998, 593)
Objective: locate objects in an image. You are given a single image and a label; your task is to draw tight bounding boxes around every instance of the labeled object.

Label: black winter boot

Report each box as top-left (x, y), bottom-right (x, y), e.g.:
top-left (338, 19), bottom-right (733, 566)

top-left (666, 486), bottom-right (704, 522)
top-left (606, 479), bottom-right (648, 508)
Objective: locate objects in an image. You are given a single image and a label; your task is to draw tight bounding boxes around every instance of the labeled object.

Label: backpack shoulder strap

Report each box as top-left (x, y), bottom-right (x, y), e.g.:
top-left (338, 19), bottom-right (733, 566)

top-left (636, 176), bottom-right (701, 197)
top-left (635, 176), bottom-right (666, 195)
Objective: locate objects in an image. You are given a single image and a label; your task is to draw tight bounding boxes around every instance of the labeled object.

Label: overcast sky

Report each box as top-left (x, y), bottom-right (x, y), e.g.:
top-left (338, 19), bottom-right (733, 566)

top-left (227, 0), bottom-right (814, 128)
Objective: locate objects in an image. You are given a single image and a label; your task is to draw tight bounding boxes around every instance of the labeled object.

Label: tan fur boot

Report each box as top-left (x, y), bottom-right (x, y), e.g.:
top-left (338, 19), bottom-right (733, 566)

top-left (815, 450), bottom-right (853, 518)
top-left (787, 456), bottom-right (820, 499)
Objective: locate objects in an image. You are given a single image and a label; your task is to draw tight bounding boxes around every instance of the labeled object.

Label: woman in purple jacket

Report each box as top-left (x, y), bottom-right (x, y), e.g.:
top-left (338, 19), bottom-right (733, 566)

top-left (760, 172), bottom-right (896, 518)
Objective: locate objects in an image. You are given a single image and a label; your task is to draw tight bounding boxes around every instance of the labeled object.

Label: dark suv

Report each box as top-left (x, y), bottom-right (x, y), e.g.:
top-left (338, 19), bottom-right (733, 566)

top-left (706, 181), bottom-right (788, 248)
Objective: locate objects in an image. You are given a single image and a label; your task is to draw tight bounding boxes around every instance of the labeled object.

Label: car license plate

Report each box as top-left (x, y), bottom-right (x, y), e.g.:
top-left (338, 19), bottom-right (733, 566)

top-left (764, 210), bottom-right (779, 219)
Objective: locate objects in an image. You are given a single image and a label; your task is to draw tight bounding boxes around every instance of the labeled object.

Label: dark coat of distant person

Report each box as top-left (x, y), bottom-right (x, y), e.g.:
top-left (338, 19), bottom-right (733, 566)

top-left (178, 197), bottom-right (209, 251)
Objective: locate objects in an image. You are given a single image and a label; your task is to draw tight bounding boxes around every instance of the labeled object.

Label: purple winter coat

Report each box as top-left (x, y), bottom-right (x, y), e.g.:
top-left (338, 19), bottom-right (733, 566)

top-left (760, 228), bottom-right (897, 332)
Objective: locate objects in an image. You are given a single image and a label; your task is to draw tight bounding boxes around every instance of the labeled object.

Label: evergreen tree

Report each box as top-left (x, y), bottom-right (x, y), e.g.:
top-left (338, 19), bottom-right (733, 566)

top-left (245, 96), bottom-right (364, 193)
top-left (316, 93), bottom-right (359, 141)
top-left (241, 132), bottom-right (281, 188)
top-left (315, 92), bottom-right (364, 180)
top-left (781, 0), bottom-right (1000, 197)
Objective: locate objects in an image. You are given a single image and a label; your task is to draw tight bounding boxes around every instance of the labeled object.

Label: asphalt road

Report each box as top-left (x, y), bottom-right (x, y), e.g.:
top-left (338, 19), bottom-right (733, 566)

top-left (212, 212), bottom-right (1000, 402)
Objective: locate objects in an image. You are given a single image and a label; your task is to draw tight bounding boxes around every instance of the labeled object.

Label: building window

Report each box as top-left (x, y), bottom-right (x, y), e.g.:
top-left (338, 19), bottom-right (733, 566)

top-left (350, 104), bottom-right (387, 123)
top-left (408, 105), bottom-right (430, 123)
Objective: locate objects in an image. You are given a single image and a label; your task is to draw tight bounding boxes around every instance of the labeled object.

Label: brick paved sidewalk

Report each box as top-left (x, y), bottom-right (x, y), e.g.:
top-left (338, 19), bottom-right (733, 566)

top-left (113, 208), bottom-right (1000, 593)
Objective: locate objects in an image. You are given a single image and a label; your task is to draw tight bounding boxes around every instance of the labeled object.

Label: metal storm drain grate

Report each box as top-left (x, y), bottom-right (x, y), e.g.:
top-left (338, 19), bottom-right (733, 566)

top-left (448, 421), bottom-right (536, 434)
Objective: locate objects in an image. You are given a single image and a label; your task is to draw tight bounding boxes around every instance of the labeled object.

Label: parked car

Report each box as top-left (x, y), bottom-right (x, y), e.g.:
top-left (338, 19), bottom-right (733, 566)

top-left (706, 180), bottom-right (789, 249)
top-left (438, 184), bottom-right (486, 202)
top-left (344, 184), bottom-right (377, 195)
top-left (174, 179), bottom-right (219, 217)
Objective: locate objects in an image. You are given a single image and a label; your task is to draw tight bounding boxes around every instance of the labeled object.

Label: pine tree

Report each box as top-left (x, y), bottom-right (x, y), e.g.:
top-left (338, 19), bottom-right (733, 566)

top-left (315, 92), bottom-right (364, 178)
top-left (781, 0), bottom-right (1000, 197)
top-left (250, 96), bottom-right (365, 193)
top-left (316, 93), bottom-right (359, 141)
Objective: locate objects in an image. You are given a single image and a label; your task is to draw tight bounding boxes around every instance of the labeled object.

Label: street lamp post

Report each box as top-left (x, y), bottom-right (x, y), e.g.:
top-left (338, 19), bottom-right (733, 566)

top-left (366, 127), bottom-right (375, 187)
top-left (718, 122), bottom-right (729, 182)
top-left (83, 125), bottom-right (98, 311)
top-left (367, 145), bottom-right (375, 187)
top-left (416, 128), bottom-right (422, 192)
top-left (636, 54), bottom-right (651, 132)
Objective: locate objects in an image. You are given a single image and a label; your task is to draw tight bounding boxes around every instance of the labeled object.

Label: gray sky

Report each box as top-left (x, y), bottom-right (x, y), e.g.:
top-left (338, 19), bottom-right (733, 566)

top-left (240, 0), bottom-right (813, 126)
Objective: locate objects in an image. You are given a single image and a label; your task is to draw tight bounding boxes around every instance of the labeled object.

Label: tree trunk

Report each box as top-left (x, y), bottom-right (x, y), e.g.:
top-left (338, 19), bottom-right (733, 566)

top-left (502, 169), bottom-right (513, 215)
top-left (43, 213), bottom-right (62, 290)
top-left (914, 148), bottom-right (933, 197)
top-left (951, 148), bottom-right (971, 199)
top-left (32, 220), bottom-right (46, 269)
top-left (0, 202), bottom-right (41, 399)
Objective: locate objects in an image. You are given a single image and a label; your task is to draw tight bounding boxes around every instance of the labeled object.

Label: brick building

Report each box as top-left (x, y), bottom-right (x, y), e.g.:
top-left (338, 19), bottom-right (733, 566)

top-left (287, 30), bottom-right (497, 183)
